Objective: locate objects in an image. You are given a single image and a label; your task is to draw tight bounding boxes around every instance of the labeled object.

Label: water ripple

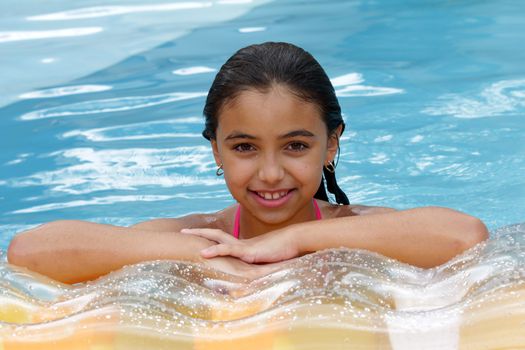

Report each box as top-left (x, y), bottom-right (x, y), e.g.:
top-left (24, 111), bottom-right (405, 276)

top-left (19, 85), bottom-right (112, 99)
top-left (422, 79), bottom-right (525, 118)
top-left (10, 192), bottom-right (229, 214)
top-left (331, 73), bottom-right (404, 97)
top-left (62, 118), bottom-right (203, 142)
top-left (26, 3), bottom-right (214, 21)
top-left (172, 66), bottom-right (216, 75)
top-left (0, 28), bottom-right (103, 43)
top-left (239, 27), bottom-right (266, 33)
top-left (19, 92), bottom-right (207, 120)
top-left (5, 147), bottom-right (218, 195)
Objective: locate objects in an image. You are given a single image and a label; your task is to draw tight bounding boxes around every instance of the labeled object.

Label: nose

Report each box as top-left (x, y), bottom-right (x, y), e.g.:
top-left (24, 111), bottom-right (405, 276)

top-left (258, 153), bottom-right (285, 184)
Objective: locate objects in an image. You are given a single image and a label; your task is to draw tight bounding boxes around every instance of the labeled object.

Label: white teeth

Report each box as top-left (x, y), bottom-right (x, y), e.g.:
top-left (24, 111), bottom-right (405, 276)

top-left (257, 191), bottom-right (288, 200)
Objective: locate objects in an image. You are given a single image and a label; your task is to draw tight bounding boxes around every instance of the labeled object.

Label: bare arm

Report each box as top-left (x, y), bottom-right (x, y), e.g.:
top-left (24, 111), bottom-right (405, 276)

top-left (294, 206), bottom-right (489, 268)
top-left (7, 220), bottom-right (215, 284)
top-left (182, 206), bottom-right (489, 268)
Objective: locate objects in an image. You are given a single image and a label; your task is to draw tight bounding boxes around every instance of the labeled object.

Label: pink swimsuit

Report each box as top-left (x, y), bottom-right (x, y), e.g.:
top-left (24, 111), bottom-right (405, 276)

top-left (232, 199), bottom-right (322, 239)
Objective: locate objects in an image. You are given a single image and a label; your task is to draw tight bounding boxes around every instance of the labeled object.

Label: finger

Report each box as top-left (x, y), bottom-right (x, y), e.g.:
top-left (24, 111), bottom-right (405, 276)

top-left (200, 244), bottom-right (233, 258)
top-left (181, 228), bottom-right (236, 244)
top-left (200, 243), bottom-right (251, 260)
top-left (181, 228), bottom-right (231, 241)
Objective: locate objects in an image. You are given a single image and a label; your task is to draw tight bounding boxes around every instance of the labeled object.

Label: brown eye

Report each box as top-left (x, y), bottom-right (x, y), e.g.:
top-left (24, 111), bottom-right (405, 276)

top-left (286, 142), bottom-right (308, 152)
top-left (233, 143), bottom-right (255, 152)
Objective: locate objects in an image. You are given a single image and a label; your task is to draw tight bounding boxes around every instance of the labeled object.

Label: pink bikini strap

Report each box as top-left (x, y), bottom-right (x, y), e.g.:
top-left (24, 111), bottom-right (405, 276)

top-left (232, 199), bottom-right (322, 239)
top-left (313, 199), bottom-right (323, 220)
top-left (233, 205), bottom-right (241, 239)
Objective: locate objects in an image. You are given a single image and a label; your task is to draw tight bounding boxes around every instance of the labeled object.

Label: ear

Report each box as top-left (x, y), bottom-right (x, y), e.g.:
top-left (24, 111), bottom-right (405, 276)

top-left (210, 139), bottom-right (222, 166)
top-left (325, 124), bottom-right (343, 165)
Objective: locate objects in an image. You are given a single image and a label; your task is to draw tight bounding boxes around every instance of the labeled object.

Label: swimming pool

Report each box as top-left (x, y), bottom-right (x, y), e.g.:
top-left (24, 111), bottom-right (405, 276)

top-left (1, 0), bottom-right (524, 243)
top-left (1, 0), bottom-right (524, 348)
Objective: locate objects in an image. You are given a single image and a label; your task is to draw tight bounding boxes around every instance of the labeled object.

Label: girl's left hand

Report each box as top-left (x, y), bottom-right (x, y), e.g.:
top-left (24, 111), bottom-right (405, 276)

top-left (180, 227), bottom-right (300, 263)
top-left (204, 256), bottom-right (291, 280)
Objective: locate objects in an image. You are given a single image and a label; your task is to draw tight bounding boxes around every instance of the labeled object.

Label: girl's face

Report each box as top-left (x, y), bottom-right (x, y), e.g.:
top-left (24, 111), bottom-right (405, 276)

top-left (211, 85), bottom-right (340, 231)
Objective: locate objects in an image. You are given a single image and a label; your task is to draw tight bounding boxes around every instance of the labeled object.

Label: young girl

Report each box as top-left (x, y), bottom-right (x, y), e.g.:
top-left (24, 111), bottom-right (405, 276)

top-left (7, 42), bottom-right (488, 284)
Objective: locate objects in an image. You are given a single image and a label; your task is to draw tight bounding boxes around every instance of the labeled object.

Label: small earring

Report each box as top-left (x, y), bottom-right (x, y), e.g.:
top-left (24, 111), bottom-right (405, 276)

top-left (216, 163), bottom-right (224, 176)
top-left (324, 161), bottom-right (336, 173)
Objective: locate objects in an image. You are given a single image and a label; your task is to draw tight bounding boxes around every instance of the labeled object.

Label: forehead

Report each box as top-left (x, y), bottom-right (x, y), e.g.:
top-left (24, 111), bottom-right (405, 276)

top-left (217, 86), bottom-right (326, 134)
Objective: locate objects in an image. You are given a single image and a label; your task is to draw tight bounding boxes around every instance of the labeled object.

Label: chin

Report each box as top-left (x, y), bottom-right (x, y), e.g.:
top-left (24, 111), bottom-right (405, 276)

top-left (259, 210), bottom-right (297, 226)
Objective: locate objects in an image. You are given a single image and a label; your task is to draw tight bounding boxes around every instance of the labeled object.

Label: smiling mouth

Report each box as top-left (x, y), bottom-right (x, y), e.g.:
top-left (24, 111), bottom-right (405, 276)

top-left (252, 190), bottom-right (292, 200)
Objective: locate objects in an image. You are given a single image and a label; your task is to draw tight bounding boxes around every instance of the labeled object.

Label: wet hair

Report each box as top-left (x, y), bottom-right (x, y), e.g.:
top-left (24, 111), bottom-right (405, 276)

top-left (203, 42), bottom-right (349, 205)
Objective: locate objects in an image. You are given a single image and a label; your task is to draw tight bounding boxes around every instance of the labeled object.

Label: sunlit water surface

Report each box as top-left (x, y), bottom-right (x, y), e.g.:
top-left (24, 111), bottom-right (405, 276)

top-left (1, 0), bottom-right (525, 348)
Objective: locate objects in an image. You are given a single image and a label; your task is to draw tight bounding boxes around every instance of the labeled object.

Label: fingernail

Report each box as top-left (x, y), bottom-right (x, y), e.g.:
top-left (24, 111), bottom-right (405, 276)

top-left (180, 229), bottom-right (191, 233)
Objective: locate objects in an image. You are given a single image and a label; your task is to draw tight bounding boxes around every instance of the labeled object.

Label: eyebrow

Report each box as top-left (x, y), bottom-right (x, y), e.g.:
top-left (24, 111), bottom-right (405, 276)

top-left (224, 129), bottom-right (315, 141)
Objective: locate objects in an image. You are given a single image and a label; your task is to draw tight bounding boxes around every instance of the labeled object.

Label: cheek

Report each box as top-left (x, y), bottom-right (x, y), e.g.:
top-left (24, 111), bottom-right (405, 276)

top-left (223, 161), bottom-right (252, 186)
top-left (291, 160), bottom-right (323, 183)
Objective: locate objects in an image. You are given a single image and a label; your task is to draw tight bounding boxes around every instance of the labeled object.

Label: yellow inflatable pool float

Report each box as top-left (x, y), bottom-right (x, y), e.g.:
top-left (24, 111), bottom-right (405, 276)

top-left (1, 227), bottom-right (525, 349)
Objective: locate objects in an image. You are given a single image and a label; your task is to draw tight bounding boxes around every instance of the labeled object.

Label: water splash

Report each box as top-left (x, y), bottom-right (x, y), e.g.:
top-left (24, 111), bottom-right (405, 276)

top-left (1, 224), bottom-right (525, 349)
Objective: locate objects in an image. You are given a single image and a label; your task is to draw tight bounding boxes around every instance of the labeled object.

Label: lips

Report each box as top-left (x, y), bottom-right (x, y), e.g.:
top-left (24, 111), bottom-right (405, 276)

top-left (249, 189), bottom-right (294, 208)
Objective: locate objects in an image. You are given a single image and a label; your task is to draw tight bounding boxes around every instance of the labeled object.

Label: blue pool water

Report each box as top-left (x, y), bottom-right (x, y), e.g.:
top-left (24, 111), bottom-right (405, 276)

top-left (1, 0), bottom-right (525, 249)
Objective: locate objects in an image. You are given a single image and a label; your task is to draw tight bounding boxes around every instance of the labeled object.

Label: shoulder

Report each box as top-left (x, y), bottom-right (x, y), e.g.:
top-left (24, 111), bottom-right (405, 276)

top-left (317, 201), bottom-right (396, 219)
top-left (346, 204), bottom-right (397, 216)
top-left (130, 205), bottom-right (237, 232)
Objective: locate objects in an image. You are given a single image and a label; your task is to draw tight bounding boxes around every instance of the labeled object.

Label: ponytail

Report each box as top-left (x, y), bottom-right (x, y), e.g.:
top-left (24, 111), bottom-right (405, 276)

top-left (314, 170), bottom-right (349, 205)
top-left (314, 146), bottom-right (349, 205)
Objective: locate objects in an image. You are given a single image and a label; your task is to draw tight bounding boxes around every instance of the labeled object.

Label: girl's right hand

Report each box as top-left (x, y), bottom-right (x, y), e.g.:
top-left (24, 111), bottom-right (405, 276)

top-left (181, 227), bottom-right (300, 264)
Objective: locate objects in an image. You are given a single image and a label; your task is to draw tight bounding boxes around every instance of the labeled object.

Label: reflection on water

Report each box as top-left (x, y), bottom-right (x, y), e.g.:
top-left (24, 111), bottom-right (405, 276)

top-left (422, 79), bottom-right (525, 119)
top-left (7, 146), bottom-right (218, 198)
top-left (19, 85), bottom-right (113, 99)
top-left (331, 72), bottom-right (404, 97)
top-left (1, 224), bottom-right (524, 349)
top-left (26, 3), bottom-right (215, 21)
top-left (0, 27), bottom-right (104, 43)
top-left (19, 92), bottom-right (207, 120)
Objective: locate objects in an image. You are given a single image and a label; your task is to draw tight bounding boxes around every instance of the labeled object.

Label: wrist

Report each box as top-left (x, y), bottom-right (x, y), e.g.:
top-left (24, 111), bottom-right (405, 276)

top-left (187, 235), bottom-right (216, 262)
top-left (144, 232), bottom-right (214, 263)
top-left (287, 222), bottom-right (313, 255)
